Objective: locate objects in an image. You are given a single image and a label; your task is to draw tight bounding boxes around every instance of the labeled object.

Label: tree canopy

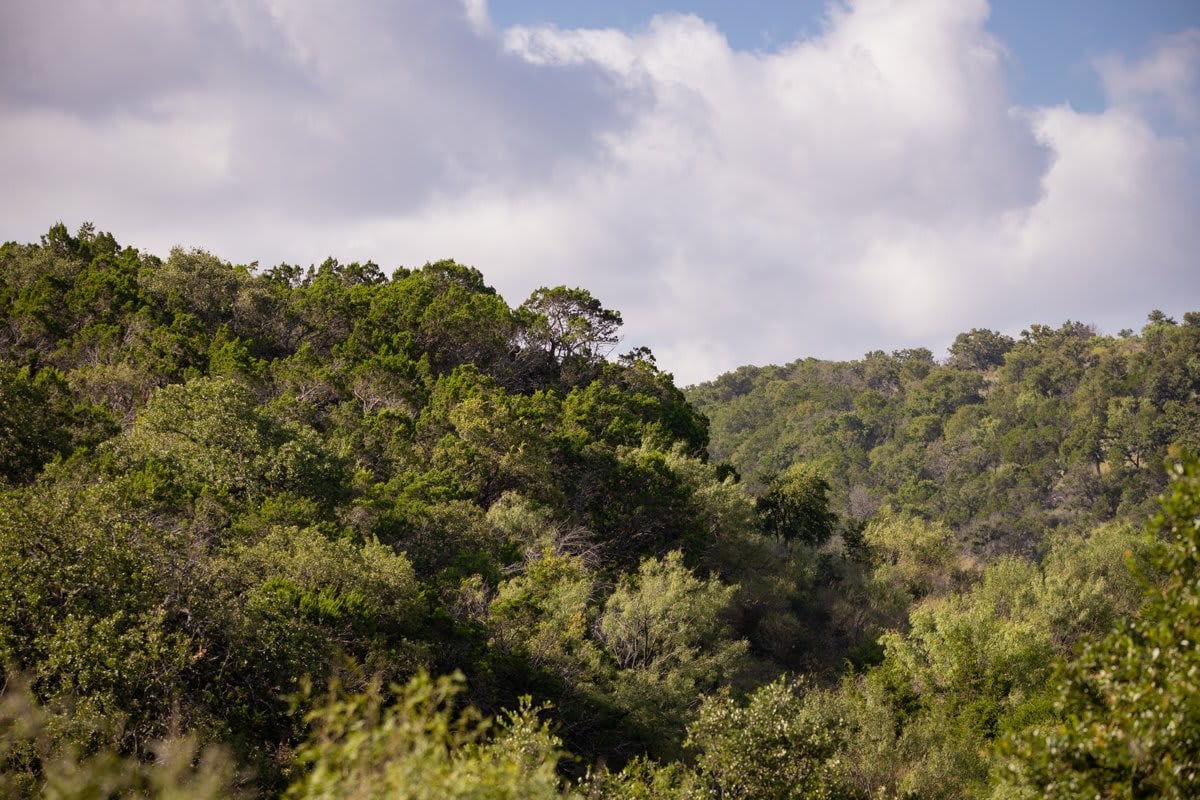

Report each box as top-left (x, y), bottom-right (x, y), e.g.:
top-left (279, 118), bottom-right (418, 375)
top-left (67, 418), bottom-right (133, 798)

top-left (1, 223), bottom-right (1197, 799)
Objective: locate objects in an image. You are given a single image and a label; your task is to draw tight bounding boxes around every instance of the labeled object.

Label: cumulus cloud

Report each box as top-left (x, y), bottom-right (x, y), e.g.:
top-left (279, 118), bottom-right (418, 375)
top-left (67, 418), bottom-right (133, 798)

top-left (0, 0), bottom-right (625, 248)
top-left (1, 0), bottom-right (1197, 383)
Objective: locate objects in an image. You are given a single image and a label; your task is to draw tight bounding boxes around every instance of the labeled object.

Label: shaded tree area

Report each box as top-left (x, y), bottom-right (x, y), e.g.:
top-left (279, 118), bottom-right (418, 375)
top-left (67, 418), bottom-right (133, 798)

top-left (2, 223), bottom-right (1198, 799)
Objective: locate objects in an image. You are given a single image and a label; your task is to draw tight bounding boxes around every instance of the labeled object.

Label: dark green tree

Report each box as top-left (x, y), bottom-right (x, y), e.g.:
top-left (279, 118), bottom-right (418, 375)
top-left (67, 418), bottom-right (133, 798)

top-left (946, 328), bottom-right (1015, 371)
top-left (756, 463), bottom-right (837, 546)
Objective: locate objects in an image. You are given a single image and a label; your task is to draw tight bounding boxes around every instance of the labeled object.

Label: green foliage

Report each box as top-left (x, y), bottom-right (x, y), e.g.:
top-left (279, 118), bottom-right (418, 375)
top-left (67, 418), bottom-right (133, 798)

top-left (375, 260), bottom-right (515, 377)
top-left (862, 509), bottom-right (960, 604)
top-left (597, 552), bottom-right (748, 755)
top-left (580, 756), bottom-right (701, 800)
top-left (598, 551), bottom-right (743, 674)
top-left (690, 316), bottom-right (1200, 555)
top-left (417, 366), bottom-right (554, 506)
top-left (114, 376), bottom-right (347, 507)
top-left (946, 328), bottom-right (1014, 371)
top-left (819, 515), bottom-right (1155, 798)
top-left (0, 365), bottom-right (98, 484)
top-left (0, 679), bottom-right (241, 800)
top-left (580, 445), bottom-right (706, 563)
top-left (0, 482), bottom-right (201, 752)
top-left (4, 224), bottom-right (1196, 798)
top-left (686, 678), bottom-right (853, 799)
top-left (487, 550), bottom-right (603, 688)
top-left (995, 457), bottom-right (1200, 798)
top-left (1033, 521), bottom-right (1152, 649)
top-left (757, 463), bottom-right (838, 545)
top-left (873, 564), bottom-right (1056, 795)
top-left (286, 672), bottom-right (573, 800)
top-left (219, 525), bottom-right (425, 678)
top-left (518, 286), bottom-right (622, 375)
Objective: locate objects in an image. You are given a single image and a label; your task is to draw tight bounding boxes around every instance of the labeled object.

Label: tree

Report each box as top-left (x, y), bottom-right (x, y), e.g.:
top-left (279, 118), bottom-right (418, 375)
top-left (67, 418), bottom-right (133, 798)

top-left (487, 550), bottom-right (603, 686)
top-left (400, 261), bottom-right (516, 377)
top-left (286, 672), bottom-right (572, 800)
top-left (0, 365), bottom-right (79, 484)
top-left (209, 524), bottom-right (427, 751)
top-left (0, 480), bottom-right (210, 761)
top-left (756, 463), bottom-right (837, 546)
top-left (0, 680), bottom-right (240, 800)
top-left (686, 678), bottom-right (851, 800)
top-left (518, 287), bottom-right (622, 368)
top-left (139, 247), bottom-right (251, 330)
top-left (862, 509), bottom-right (958, 602)
top-left (114, 376), bottom-right (346, 506)
top-left (597, 551), bottom-right (747, 756)
top-left (994, 457), bottom-right (1200, 798)
top-left (947, 328), bottom-right (1014, 371)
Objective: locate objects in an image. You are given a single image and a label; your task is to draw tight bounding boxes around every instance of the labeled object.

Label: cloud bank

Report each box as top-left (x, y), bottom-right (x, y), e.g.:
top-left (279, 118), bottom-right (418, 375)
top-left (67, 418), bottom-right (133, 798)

top-left (1, 0), bottom-right (1197, 383)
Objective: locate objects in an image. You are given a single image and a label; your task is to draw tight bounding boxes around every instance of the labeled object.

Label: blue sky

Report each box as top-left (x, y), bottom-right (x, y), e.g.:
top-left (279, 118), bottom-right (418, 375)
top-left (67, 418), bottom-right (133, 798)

top-left (2, 0), bottom-right (1199, 383)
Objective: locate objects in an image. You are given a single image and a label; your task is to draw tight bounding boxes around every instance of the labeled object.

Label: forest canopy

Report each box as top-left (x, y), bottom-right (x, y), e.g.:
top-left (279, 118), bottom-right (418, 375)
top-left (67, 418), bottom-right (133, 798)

top-left (1, 223), bottom-right (1198, 798)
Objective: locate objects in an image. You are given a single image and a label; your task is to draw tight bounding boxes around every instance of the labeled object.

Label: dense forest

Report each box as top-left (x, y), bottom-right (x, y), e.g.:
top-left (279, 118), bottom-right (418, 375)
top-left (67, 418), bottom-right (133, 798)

top-left (1, 223), bottom-right (1198, 798)
top-left (689, 315), bottom-right (1200, 556)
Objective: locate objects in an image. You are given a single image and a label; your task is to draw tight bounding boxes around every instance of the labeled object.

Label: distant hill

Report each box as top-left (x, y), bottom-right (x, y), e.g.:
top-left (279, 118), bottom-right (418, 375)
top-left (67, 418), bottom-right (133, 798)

top-left (688, 315), bottom-right (1200, 555)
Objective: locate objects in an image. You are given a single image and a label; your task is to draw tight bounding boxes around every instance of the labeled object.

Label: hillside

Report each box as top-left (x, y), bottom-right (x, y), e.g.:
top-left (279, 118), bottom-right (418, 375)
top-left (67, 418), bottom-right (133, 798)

top-left (2, 223), bottom-right (1198, 798)
top-left (688, 318), bottom-right (1200, 556)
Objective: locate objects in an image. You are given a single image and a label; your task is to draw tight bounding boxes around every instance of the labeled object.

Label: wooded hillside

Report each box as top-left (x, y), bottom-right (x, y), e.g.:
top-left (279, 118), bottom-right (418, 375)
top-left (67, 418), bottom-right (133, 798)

top-left (689, 317), bottom-right (1200, 556)
top-left (2, 224), bottom-right (1197, 798)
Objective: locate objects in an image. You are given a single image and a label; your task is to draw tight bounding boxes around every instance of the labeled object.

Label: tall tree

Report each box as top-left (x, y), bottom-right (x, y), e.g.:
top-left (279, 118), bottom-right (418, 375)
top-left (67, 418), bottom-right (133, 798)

top-left (518, 287), bottom-right (622, 367)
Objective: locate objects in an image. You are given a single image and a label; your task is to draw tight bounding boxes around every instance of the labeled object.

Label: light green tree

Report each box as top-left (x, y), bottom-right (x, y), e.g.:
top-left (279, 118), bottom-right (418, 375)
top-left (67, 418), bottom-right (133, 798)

top-left (286, 672), bottom-right (574, 800)
top-left (0, 679), bottom-right (241, 800)
top-left (993, 458), bottom-right (1200, 798)
top-left (686, 678), bottom-right (852, 800)
top-left (488, 551), bottom-right (604, 686)
top-left (597, 551), bottom-right (747, 754)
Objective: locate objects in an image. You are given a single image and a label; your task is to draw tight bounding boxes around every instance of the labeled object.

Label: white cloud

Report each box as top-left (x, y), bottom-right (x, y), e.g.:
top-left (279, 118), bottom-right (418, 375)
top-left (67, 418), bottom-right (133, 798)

top-left (479, 0), bottom-right (1200, 379)
top-left (461, 0), bottom-right (492, 36)
top-left (1, 0), bottom-right (1197, 384)
top-left (1096, 29), bottom-right (1200, 130)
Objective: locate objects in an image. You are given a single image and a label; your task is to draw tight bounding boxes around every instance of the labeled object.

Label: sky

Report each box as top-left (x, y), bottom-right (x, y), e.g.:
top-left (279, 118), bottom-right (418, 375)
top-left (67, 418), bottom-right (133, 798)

top-left (2, 1), bottom-right (1199, 385)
